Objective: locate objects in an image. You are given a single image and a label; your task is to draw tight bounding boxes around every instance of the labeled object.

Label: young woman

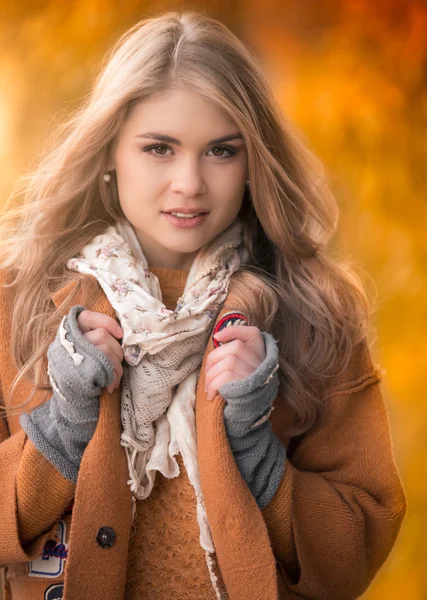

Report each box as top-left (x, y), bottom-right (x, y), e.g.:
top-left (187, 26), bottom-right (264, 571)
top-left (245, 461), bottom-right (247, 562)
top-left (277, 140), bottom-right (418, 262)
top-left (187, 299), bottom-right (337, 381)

top-left (0, 10), bottom-right (406, 600)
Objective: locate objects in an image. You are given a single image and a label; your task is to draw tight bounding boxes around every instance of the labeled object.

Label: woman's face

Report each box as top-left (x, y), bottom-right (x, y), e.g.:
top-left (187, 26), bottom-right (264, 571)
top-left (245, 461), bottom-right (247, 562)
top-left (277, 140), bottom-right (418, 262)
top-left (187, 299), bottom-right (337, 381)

top-left (112, 87), bottom-right (248, 270)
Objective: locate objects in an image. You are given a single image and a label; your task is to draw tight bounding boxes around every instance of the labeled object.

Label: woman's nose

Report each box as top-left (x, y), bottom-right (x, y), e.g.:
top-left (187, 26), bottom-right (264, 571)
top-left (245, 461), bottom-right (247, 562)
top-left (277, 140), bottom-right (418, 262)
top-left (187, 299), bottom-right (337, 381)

top-left (170, 158), bottom-right (207, 196)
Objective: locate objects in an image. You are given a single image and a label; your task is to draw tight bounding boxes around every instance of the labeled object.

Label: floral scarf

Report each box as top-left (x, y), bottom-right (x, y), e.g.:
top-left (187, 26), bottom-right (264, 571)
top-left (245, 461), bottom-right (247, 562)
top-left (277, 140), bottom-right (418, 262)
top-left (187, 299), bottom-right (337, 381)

top-left (67, 217), bottom-right (248, 598)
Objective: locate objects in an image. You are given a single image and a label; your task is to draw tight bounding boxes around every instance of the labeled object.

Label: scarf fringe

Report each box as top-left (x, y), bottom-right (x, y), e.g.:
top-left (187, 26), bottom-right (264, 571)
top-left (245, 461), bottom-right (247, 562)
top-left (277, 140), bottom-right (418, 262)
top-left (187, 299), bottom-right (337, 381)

top-left (122, 442), bottom-right (151, 499)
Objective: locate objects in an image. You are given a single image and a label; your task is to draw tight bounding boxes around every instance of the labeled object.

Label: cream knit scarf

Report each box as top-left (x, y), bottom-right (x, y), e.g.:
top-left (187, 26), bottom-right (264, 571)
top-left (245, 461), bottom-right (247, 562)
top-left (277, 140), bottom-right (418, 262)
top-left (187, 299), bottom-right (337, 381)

top-left (67, 216), bottom-right (248, 598)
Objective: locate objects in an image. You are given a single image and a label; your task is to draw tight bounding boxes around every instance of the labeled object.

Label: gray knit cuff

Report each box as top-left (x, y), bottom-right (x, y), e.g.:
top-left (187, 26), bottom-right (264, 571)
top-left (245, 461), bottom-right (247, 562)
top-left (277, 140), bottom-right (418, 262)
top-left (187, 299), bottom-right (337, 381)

top-left (220, 331), bottom-right (280, 437)
top-left (20, 305), bottom-right (116, 483)
top-left (219, 331), bottom-right (280, 400)
top-left (229, 425), bottom-right (287, 509)
top-left (219, 331), bottom-right (286, 510)
top-left (47, 304), bottom-right (116, 401)
top-left (20, 408), bottom-right (81, 483)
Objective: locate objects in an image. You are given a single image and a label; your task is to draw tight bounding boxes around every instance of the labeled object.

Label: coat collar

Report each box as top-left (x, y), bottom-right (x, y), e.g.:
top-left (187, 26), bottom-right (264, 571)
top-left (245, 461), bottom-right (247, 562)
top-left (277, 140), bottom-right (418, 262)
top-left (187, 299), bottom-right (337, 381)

top-left (50, 275), bottom-right (279, 600)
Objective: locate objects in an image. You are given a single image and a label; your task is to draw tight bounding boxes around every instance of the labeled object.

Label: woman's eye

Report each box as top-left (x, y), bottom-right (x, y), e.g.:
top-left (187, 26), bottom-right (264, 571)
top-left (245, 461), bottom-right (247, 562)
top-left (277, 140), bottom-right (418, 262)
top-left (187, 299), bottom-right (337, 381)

top-left (208, 146), bottom-right (237, 160)
top-left (143, 144), bottom-right (172, 157)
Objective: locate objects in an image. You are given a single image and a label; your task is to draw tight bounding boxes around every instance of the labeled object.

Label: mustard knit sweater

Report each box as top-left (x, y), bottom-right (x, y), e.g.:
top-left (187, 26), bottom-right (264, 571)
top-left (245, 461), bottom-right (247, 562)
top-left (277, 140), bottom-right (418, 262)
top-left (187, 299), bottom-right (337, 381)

top-left (124, 266), bottom-right (219, 599)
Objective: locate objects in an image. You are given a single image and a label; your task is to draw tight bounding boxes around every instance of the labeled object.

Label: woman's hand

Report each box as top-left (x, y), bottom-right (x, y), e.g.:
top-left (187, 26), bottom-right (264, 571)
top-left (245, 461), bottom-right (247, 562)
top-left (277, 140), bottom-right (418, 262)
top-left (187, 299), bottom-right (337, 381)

top-left (204, 325), bottom-right (266, 401)
top-left (77, 310), bottom-right (124, 394)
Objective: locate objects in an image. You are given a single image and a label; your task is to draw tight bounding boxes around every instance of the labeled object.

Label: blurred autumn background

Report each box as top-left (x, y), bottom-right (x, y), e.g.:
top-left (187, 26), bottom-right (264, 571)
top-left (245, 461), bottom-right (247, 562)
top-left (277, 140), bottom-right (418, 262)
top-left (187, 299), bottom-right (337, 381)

top-left (0, 0), bottom-right (425, 598)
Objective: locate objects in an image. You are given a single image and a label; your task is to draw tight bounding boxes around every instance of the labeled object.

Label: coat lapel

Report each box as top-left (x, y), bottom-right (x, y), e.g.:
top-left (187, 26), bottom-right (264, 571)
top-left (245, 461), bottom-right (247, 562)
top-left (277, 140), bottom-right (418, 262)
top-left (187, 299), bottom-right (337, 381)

top-left (195, 290), bottom-right (279, 599)
top-left (51, 277), bottom-right (133, 600)
top-left (51, 277), bottom-right (279, 600)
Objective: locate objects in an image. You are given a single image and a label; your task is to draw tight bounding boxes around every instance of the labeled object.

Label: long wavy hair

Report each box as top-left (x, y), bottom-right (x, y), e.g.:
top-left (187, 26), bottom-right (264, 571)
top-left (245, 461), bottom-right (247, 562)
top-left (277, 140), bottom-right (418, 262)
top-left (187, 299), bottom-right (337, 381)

top-left (0, 11), bottom-right (376, 437)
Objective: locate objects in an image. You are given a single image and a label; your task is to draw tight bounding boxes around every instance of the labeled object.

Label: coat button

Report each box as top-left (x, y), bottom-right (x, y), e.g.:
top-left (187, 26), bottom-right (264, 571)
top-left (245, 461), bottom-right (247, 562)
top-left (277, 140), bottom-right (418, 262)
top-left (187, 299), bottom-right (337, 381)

top-left (96, 527), bottom-right (116, 548)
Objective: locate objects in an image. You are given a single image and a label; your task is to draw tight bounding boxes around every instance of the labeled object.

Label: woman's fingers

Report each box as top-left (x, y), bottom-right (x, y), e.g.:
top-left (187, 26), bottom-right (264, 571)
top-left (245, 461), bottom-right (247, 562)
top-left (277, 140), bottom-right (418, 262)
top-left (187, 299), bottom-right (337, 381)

top-left (77, 309), bottom-right (123, 340)
top-left (96, 344), bottom-right (123, 391)
top-left (83, 328), bottom-right (124, 363)
top-left (204, 325), bottom-right (266, 401)
top-left (205, 369), bottom-right (250, 401)
top-left (76, 309), bottom-right (124, 393)
top-left (205, 338), bottom-right (260, 373)
top-left (211, 325), bottom-right (265, 362)
top-left (83, 329), bottom-right (124, 391)
top-left (205, 354), bottom-right (254, 391)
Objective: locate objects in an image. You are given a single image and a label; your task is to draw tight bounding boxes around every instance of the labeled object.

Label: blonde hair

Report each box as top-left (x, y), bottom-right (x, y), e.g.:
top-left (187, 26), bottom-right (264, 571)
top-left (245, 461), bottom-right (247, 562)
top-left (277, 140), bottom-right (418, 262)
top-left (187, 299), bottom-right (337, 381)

top-left (0, 11), bottom-right (376, 436)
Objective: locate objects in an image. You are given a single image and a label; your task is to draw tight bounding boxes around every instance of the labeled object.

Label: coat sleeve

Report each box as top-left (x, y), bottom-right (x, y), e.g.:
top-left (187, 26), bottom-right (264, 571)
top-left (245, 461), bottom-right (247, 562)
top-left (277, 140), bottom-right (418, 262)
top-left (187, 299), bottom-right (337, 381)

top-left (0, 270), bottom-right (76, 564)
top-left (0, 386), bottom-right (75, 564)
top-left (261, 338), bottom-right (407, 600)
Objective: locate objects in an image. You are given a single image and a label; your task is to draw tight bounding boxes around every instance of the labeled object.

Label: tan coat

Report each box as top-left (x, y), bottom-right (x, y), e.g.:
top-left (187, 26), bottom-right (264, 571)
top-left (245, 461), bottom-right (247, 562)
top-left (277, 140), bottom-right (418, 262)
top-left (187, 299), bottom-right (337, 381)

top-left (0, 272), bottom-right (407, 600)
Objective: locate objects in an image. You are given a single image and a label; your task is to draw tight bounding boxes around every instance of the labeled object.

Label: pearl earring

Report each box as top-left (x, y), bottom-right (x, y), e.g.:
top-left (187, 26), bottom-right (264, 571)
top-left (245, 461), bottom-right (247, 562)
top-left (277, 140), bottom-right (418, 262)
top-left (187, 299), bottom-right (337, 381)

top-left (246, 179), bottom-right (250, 189)
top-left (103, 172), bottom-right (111, 182)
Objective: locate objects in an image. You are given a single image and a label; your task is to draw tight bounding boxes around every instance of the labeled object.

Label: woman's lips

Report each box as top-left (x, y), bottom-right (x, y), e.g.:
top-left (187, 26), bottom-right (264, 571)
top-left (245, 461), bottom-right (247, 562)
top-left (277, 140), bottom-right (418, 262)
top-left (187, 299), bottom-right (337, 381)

top-left (162, 212), bottom-right (209, 228)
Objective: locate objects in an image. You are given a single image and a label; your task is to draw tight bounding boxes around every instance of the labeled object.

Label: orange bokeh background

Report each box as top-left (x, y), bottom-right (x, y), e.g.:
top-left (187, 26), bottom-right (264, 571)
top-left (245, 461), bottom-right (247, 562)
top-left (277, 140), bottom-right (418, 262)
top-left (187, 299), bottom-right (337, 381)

top-left (1, 1), bottom-right (425, 597)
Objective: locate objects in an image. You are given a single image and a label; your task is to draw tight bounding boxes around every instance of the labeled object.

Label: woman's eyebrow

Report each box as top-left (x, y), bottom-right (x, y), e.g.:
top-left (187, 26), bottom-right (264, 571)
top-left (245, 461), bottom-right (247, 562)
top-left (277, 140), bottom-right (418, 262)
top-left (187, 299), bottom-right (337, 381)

top-left (133, 132), bottom-right (244, 145)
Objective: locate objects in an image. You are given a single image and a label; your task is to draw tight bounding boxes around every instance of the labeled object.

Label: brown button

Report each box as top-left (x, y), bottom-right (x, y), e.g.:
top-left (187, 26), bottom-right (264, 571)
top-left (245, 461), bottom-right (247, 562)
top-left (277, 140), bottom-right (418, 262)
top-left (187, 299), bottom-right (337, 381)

top-left (96, 527), bottom-right (116, 548)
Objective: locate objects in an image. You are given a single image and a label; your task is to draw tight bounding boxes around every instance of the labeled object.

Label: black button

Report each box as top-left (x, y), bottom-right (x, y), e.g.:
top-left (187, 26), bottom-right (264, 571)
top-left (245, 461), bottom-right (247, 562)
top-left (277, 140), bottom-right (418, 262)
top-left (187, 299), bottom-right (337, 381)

top-left (96, 526), bottom-right (116, 548)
